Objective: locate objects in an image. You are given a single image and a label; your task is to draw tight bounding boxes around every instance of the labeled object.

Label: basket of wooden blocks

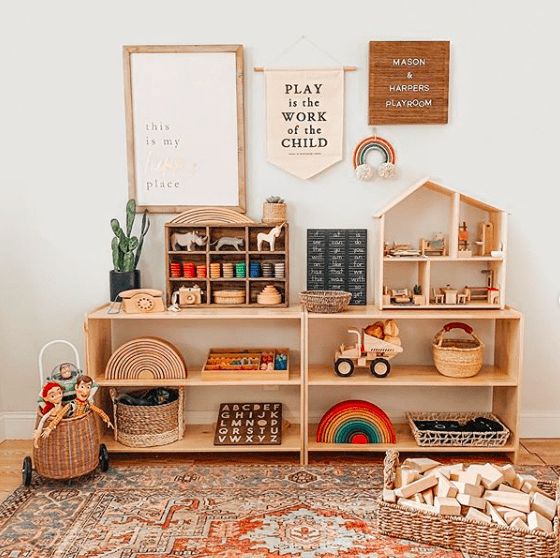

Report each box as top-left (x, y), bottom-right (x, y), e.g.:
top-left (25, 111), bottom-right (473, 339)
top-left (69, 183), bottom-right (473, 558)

top-left (378, 450), bottom-right (559, 558)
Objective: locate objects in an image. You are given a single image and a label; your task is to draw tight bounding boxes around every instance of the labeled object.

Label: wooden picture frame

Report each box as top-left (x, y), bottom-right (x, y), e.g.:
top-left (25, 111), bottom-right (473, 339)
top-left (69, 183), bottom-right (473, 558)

top-left (123, 45), bottom-right (246, 213)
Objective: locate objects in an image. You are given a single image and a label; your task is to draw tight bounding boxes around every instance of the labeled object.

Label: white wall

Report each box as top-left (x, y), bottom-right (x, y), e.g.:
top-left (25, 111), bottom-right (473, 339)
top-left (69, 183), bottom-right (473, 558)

top-left (1, 0), bottom-right (559, 437)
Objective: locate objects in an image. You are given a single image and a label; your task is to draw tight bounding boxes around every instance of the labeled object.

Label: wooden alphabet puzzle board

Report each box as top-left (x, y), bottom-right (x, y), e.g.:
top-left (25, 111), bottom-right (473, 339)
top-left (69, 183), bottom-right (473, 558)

top-left (213, 402), bottom-right (282, 445)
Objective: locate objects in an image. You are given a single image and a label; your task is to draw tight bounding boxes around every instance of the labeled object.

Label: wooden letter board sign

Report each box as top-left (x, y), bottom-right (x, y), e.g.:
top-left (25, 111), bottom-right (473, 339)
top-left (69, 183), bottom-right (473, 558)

top-left (214, 402), bottom-right (282, 446)
top-left (307, 229), bottom-right (367, 305)
top-left (369, 41), bottom-right (450, 124)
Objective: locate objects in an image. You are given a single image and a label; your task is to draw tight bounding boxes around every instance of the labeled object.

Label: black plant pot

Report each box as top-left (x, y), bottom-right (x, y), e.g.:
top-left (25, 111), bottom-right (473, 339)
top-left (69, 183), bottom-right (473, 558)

top-left (109, 270), bottom-right (140, 302)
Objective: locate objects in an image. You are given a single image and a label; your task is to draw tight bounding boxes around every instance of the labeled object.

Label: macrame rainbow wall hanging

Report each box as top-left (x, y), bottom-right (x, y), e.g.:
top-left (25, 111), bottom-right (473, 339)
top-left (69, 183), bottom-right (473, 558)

top-left (353, 135), bottom-right (397, 181)
top-left (316, 400), bottom-right (396, 444)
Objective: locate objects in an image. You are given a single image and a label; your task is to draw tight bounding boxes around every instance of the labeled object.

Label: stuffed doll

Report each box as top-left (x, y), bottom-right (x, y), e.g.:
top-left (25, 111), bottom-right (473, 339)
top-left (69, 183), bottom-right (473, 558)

top-left (34, 382), bottom-right (70, 448)
top-left (48, 362), bottom-right (98, 403)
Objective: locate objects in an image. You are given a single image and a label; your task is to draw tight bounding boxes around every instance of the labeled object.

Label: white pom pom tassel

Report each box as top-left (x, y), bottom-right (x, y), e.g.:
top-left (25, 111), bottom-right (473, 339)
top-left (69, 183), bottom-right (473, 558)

top-left (355, 164), bottom-right (374, 181)
top-left (378, 162), bottom-right (396, 179)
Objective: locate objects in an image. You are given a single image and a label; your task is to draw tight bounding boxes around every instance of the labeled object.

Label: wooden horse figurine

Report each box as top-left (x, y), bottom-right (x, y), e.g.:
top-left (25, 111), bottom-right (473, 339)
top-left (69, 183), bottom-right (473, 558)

top-left (257, 223), bottom-right (285, 252)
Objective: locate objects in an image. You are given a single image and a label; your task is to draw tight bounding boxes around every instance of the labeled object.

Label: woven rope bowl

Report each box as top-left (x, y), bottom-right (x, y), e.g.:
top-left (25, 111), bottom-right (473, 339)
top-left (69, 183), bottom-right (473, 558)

top-left (300, 291), bottom-right (352, 313)
top-left (432, 322), bottom-right (483, 378)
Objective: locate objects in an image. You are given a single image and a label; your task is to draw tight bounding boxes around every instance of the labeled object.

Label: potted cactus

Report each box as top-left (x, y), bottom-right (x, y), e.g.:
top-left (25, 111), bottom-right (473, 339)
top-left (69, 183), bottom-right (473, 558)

top-left (109, 199), bottom-right (150, 301)
top-left (412, 284), bottom-right (425, 306)
top-left (262, 195), bottom-right (287, 224)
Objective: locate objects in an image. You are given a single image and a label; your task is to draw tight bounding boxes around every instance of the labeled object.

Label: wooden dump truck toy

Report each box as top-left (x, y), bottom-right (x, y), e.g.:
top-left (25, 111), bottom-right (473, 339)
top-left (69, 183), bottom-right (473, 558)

top-left (334, 328), bottom-right (403, 378)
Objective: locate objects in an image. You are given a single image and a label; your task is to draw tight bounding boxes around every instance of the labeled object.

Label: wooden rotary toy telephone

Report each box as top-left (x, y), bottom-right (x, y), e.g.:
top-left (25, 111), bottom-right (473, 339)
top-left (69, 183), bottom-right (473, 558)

top-left (119, 289), bottom-right (165, 314)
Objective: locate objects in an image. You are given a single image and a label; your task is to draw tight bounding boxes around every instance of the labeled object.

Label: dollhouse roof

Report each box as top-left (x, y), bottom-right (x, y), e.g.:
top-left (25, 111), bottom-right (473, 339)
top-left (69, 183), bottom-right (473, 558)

top-left (373, 177), bottom-right (505, 218)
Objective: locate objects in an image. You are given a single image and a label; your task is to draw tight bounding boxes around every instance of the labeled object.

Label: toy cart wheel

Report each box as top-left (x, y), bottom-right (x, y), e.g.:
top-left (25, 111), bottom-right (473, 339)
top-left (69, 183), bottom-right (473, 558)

top-left (370, 358), bottom-right (391, 378)
top-left (335, 358), bottom-right (355, 377)
top-left (22, 456), bottom-right (32, 486)
top-left (99, 444), bottom-right (109, 472)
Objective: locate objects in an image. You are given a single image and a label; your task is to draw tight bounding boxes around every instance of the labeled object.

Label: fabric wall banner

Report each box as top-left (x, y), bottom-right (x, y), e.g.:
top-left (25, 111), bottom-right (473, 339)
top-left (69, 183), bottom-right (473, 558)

top-left (265, 69), bottom-right (344, 179)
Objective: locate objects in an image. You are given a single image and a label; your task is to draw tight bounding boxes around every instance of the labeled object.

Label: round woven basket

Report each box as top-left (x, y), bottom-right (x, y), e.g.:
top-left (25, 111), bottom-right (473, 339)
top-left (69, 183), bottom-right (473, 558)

top-left (262, 203), bottom-right (287, 224)
top-left (111, 389), bottom-right (184, 448)
top-left (34, 411), bottom-right (100, 479)
top-left (300, 291), bottom-right (352, 313)
top-left (432, 322), bottom-right (483, 378)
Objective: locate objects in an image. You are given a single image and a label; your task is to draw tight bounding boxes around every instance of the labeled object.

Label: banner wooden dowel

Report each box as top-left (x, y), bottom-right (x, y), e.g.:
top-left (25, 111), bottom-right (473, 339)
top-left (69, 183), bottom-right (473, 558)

top-left (253, 66), bottom-right (358, 72)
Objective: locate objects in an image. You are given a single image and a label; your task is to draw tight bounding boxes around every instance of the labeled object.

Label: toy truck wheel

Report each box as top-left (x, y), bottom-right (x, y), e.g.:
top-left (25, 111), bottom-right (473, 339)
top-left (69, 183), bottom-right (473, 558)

top-left (370, 358), bottom-right (391, 378)
top-left (22, 456), bottom-right (32, 486)
top-left (99, 444), bottom-right (110, 472)
top-left (335, 358), bottom-right (355, 377)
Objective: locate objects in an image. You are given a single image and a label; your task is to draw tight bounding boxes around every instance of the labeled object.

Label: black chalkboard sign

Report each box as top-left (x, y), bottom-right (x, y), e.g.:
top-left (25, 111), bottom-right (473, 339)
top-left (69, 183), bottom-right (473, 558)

top-left (307, 229), bottom-right (367, 305)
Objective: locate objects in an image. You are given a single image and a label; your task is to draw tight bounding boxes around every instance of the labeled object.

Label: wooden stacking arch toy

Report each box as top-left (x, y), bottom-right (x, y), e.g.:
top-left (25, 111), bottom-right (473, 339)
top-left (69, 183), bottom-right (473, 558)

top-left (316, 399), bottom-right (396, 444)
top-left (105, 337), bottom-right (187, 380)
top-left (169, 208), bottom-right (255, 224)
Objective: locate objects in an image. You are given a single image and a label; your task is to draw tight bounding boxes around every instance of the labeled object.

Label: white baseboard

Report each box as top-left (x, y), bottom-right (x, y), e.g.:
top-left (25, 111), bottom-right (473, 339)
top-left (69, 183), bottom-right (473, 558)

top-left (0, 411), bottom-right (558, 441)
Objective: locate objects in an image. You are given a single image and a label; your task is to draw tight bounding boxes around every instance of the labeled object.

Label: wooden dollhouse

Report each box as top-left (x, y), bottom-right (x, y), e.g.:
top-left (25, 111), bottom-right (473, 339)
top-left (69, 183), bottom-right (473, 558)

top-left (374, 178), bottom-right (507, 310)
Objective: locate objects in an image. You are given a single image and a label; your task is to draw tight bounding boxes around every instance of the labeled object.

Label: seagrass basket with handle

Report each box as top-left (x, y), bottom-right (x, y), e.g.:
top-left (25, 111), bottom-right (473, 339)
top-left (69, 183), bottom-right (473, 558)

top-left (378, 450), bottom-right (560, 558)
top-left (432, 322), bottom-right (483, 378)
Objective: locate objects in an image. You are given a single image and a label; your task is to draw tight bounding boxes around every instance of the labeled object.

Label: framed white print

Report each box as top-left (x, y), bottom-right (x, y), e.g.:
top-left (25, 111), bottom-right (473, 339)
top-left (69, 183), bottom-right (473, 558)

top-left (123, 45), bottom-right (246, 213)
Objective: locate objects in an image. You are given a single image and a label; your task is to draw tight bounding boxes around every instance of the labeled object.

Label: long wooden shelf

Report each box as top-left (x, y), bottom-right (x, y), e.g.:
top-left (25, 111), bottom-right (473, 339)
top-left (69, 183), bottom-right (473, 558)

top-left (308, 364), bottom-right (517, 386)
top-left (307, 423), bottom-right (516, 453)
top-left (305, 305), bottom-right (521, 320)
top-left (384, 256), bottom-right (504, 262)
top-left (102, 423), bottom-right (301, 453)
top-left (88, 304), bottom-right (302, 320)
top-left (96, 368), bottom-right (301, 387)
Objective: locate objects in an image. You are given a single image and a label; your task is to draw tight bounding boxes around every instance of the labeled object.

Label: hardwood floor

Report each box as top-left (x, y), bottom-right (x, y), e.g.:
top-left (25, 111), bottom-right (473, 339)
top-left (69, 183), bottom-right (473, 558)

top-left (1, 439), bottom-right (558, 504)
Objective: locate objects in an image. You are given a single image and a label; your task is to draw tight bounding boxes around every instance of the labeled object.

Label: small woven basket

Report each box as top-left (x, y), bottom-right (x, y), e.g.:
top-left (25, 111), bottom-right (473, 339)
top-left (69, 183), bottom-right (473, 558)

top-left (378, 450), bottom-right (560, 558)
top-left (432, 322), bottom-right (483, 377)
top-left (110, 388), bottom-right (184, 448)
top-left (262, 202), bottom-right (287, 224)
top-left (33, 411), bottom-right (100, 479)
top-left (407, 411), bottom-right (510, 447)
top-left (300, 291), bottom-right (352, 313)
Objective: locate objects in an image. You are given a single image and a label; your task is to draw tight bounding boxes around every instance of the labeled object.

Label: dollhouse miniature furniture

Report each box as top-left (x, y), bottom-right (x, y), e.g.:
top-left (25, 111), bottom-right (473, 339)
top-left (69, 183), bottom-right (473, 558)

top-left (375, 177), bottom-right (507, 310)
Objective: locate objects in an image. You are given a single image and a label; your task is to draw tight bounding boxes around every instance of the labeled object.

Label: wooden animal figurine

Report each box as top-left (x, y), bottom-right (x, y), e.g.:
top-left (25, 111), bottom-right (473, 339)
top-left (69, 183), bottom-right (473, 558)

top-left (211, 237), bottom-right (245, 251)
top-left (171, 231), bottom-right (208, 251)
top-left (257, 223), bottom-right (284, 252)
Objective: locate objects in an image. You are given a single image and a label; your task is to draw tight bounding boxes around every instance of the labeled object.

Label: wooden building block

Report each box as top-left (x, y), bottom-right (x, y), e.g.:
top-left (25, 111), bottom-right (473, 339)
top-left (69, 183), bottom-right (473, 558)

top-left (437, 476), bottom-right (458, 498)
top-left (414, 492), bottom-right (425, 503)
top-left (521, 481), bottom-right (548, 496)
top-left (452, 481), bottom-right (484, 497)
top-left (487, 503), bottom-right (508, 527)
top-left (528, 510), bottom-right (553, 533)
top-left (435, 496), bottom-right (461, 516)
top-left (512, 475), bottom-right (524, 490)
top-left (423, 466), bottom-right (451, 481)
top-left (422, 489), bottom-right (434, 506)
top-left (504, 510), bottom-right (527, 524)
top-left (395, 475), bottom-right (438, 499)
top-left (531, 492), bottom-right (556, 521)
top-left (499, 464), bottom-right (516, 485)
top-left (458, 469), bottom-right (482, 486)
top-left (401, 469), bottom-right (420, 486)
top-left (498, 483), bottom-right (522, 493)
top-left (397, 498), bottom-right (434, 513)
top-left (466, 507), bottom-right (492, 523)
top-left (394, 466), bottom-right (402, 488)
top-left (478, 463), bottom-right (504, 490)
top-left (457, 493), bottom-right (486, 510)
top-left (484, 490), bottom-right (531, 513)
top-left (509, 517), bottom-right (529, 531)
top-left (383, 488), bottom-right (396, 503)
top-left (402, 457), bottom-right (441, 473)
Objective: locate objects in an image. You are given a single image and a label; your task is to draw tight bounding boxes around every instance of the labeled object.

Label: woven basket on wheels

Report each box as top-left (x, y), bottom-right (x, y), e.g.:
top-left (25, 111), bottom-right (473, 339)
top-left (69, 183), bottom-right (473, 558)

top-left (110, 388), bottom-right (184, 448)
top-left (378, 450), bottom-right (560, 558)
top-left (34, 411), bottom-right (100, 479)
top-left (432, 321), bottom-right (483, 377)
top-left (300, 291), bottom-right (352, 313)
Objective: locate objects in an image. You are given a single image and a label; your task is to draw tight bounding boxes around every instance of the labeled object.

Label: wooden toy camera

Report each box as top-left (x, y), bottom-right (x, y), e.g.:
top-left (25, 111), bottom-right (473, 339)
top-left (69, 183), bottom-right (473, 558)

top-left (179, 285), bottom-right (203, 306)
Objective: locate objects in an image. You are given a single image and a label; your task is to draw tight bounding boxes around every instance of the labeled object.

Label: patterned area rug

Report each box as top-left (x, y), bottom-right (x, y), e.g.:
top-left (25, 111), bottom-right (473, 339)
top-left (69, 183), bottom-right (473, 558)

top-left (0, 462), bottom-right (557, 557)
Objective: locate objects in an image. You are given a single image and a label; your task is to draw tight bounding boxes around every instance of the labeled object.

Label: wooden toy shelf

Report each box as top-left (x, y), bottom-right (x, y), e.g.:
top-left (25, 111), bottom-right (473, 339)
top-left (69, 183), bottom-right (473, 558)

top-left (164, 222), bottom-right (289, 308)
top-left (304, 306), bottom-right (523, 464)
top-left (84, 304), bottom-right (522, 464)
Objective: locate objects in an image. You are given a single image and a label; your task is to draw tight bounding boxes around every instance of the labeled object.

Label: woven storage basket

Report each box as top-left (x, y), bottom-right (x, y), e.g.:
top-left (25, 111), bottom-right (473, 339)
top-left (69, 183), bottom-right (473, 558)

top-left (407, 411), bottom-right (510, 447)
top-left (300, 291), bottom-right (352, 313)
top-left (110, 388), bottom-right (184, 448)
top-left (262, 202), bottom-right (287, 224)
top-left (378, 450), bottom-right (560, 558)
top-left (33, 411), bottom-right (100, 479)
top-left (432, 322), bottom-right (483, 377)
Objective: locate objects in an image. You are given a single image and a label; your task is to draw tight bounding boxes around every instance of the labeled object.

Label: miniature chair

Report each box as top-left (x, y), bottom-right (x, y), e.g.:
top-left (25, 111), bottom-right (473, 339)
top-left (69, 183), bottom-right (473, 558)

top-left (457, 292), bottom-right (468, 304)
top-left (432, 288), bottom-right (445, 304)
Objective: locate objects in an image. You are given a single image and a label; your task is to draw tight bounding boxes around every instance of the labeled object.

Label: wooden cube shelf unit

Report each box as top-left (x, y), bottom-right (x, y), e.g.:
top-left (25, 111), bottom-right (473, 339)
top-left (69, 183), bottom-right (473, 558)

top-left (375, 178), bottom-right (507, 310)
top-left (165, 222), bottom-right (289, 308)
